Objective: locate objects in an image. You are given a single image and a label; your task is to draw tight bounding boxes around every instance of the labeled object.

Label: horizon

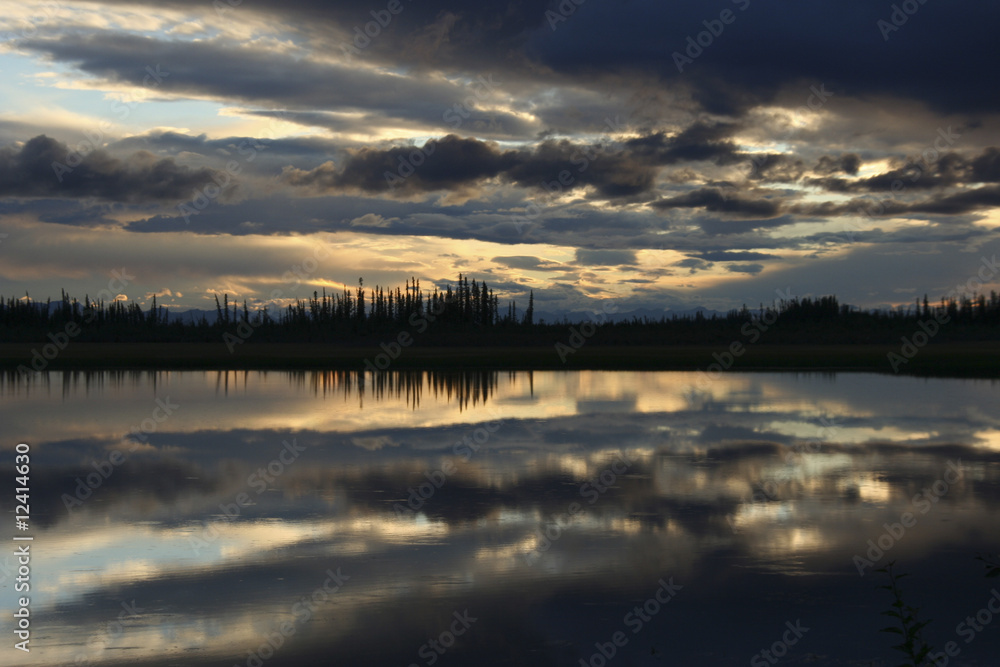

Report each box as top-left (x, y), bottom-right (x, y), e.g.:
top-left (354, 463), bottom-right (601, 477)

top-left (6, 280), bottom-right (984, 319)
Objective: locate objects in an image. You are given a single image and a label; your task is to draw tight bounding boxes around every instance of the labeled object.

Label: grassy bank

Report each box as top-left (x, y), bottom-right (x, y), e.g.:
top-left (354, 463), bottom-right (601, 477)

top-left (1, 341), bottom-right (999, 377)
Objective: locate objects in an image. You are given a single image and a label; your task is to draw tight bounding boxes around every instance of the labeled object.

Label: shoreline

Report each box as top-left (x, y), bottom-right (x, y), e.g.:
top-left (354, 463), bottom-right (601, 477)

top-left (1, 342), bottom-right (998, 377)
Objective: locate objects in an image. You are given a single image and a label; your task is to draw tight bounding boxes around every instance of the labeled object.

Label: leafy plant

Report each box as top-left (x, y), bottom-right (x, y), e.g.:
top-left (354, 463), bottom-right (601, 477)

top-left (875, 561), bottom-right (934, 667)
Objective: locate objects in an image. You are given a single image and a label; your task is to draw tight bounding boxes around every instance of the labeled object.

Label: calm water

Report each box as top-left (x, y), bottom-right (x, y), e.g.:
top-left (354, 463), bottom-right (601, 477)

top-left (2, 370), bottom-right (999, 666)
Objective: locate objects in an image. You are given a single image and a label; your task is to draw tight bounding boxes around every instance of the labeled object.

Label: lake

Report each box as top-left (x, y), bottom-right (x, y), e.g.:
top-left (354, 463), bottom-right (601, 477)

top-left (2, 370), bottom-right (999, 666)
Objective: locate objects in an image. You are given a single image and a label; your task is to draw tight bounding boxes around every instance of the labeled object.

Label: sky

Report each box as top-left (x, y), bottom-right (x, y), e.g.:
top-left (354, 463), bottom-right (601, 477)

top-left (1, 0), bottom-right (999, 315)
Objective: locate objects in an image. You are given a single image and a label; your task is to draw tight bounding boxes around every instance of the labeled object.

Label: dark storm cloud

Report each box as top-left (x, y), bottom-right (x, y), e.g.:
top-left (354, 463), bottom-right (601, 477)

top-left (17, 32), bottom-right (519, 135)
top-left (195, 0), bottom-right (995, 118)
top-left (814, 154), bottom-right (861, 176)
top-left (789, 185), bottom-right (1000, 219)
top-left (806, 152), bottom-right (969, 192)
top-left (28, 0), bottom-right (1000, 127)
top-left (15, 0), bottom-right (1000, 146)
top-left (903, 185), bottom-right (1000, 215)
top-left (284, 134), bottom-right (515, 194)
top-left (0, 135), bottom-right (224, 202)
top-left (676, 257), bottom-right (710, 274)
top-left (624, 121), bottom-right (741, 165)
top-left (971, 148), bottom-right (1000, 182)
top-left (649, 146), bottom-right (1000, 224)
top-left (652, 188), bottom-right (782, 219)
top-left (85, 0), bottom-right (553, 68)
top-left (574, 249), bottom-right (637, 266)
top-left (283, 134), bottom-right (682, 198)
top-left (697, 251), bottom-right (778, 262)
top-left (697, 215), bottom-right (798, 236)
top-left (0, 197), bottom-right (120, 227)
top-left (522, 0), bottom-right (1000, 116)
top-left (748, 154), bottom-right (806, 182)
top-left (726, 263), bottom-right (764, 275)
top-left (502, 138), bottom-right (657, 197)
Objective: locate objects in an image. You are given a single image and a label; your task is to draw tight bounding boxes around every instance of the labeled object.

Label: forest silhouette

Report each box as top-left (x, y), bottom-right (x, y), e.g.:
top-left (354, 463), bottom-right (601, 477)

top-left (3, 274), bottom-right (1000, 346)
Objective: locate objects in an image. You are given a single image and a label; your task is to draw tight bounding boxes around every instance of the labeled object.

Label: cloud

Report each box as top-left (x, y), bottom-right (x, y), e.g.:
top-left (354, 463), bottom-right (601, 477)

top-left (492, 255), bottom-right (565, 272)
top-left (814, 154), bottom-right (861, 176)
top-left (0, 135), bottom-right (226, 203)
top-left (652, 188), bottom-right (783, 219)
top-left (697, 215), bottom-right (798, 236)
top-left (575, 249), bottom-right (637, 266)
top-left (749, 154), bottom-right (807, 183)
top-left (282, 134), bottom-right (653, 198)
top-left (624, 121), bottom-right (742, 165)
top-left (726, 263), bottom-right (764, 275)
top-left (285, 134), bottom-right (515, 196)
top-left (789, 186), bottom-right (1000, 218)
top-left (698, 251), bottom-right (779, 262)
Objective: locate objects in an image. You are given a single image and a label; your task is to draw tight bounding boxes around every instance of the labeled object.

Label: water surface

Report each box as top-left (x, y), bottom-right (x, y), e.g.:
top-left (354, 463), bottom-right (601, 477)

top-left (2, 370), bottom-right (999, 666)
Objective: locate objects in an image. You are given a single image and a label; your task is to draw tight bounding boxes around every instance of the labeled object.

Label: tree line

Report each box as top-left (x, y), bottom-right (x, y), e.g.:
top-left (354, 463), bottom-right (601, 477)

top-left (1, 276), bottom-right (999, 345)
